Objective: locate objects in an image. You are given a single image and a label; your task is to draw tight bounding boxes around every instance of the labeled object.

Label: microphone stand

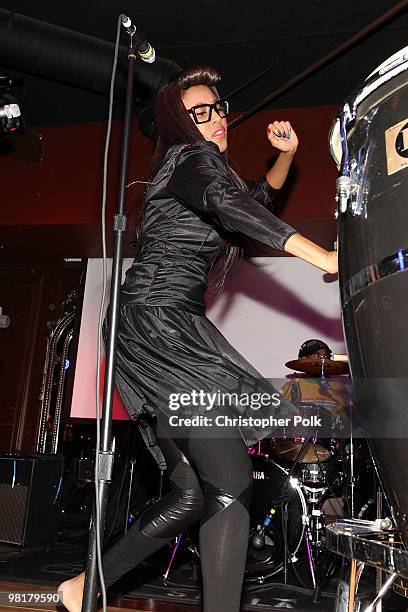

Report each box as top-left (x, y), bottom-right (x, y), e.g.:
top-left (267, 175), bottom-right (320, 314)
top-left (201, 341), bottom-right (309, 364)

top-left (81, 26), bottom-right (137, 612)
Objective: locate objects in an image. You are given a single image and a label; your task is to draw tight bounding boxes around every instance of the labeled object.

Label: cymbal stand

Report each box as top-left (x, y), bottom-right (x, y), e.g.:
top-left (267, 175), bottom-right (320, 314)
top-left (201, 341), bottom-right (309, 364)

top-left (319, 356), bottom-right (331, 391)
top-left (345, 400), bottom-right (355, 518)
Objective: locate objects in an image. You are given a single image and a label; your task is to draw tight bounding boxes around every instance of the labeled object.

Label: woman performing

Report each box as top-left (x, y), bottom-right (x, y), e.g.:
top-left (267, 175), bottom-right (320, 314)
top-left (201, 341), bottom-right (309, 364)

top-left (59, 66), bottom-right (338, 612)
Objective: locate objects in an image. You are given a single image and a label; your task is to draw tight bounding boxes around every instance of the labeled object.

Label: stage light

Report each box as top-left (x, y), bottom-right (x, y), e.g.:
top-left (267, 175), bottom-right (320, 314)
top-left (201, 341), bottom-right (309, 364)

top-left (0, 99), bottom-right (23, 135)
top-left (0, 75), bottom-right (43, 161)
top-left (0, 76), bottom-right (24, 136)
top-left (0, 307), bottom-right (10, 329)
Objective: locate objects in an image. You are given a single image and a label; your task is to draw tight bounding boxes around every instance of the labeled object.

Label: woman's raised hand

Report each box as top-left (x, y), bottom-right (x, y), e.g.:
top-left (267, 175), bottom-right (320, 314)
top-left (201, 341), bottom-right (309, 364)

top-left (267, 121), bottom-right (298, 155)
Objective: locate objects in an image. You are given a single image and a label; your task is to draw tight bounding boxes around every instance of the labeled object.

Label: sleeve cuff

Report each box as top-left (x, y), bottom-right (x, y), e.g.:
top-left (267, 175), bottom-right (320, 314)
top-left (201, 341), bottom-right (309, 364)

top-left (260, 177), bottom-right (280, 200)
top-left (282, 230), bottom-right (300, 251)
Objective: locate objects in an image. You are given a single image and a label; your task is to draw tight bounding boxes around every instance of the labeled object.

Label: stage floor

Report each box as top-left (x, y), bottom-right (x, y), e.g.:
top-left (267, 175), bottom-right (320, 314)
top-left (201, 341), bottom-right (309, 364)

top-left (0, 541), bottom-right (401, 611)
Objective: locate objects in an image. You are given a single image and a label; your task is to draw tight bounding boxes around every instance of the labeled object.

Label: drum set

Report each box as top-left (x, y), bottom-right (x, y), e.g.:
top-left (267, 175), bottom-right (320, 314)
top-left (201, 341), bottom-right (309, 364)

top-left (244, 352), bottom-right (368, 588)
top-left (160, 352), bottom-right (377, 592)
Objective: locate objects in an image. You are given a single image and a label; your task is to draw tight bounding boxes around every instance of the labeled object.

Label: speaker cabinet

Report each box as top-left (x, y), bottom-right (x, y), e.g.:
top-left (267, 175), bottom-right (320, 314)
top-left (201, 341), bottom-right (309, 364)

top-left (0, 454), bottom-right (63, 547)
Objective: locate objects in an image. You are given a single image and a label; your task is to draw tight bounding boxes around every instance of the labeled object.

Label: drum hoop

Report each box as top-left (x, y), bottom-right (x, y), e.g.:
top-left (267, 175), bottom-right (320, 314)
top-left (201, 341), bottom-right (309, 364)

top-left (342, 247), bottom-right (408, 307)
top-left (254, 457), bottom-right (308, 560)
top-left (353, 60), bottom-right (408, 113)
top-left (368, 47), bottom-right (408, 79)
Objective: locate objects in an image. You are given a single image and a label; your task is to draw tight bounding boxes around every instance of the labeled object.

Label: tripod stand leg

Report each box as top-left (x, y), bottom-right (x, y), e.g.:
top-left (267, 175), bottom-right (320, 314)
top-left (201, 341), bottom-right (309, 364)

top-left (304, 526), bottom-right (316, 588)
top-left (163, 532), bottom-right (184, 581)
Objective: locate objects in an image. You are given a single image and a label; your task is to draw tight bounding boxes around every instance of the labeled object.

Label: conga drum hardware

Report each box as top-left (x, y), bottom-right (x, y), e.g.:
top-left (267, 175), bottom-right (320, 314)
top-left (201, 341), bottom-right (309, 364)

top-left (331, 46), bottom-right (408, 221)
top-left (332, 118), bottom-right (374, 216)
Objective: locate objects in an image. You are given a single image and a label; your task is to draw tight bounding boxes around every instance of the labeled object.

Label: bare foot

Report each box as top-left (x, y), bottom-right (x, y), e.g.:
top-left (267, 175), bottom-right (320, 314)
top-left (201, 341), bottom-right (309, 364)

top-left (57, 573), bottom-right (86, 612)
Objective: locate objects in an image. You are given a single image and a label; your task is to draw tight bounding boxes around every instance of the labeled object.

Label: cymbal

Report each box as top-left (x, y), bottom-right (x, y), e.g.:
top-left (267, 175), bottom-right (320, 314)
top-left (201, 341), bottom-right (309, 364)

top-left (271, 440), bottom-right (331, 463)
top-left (285, 356), bottom-right (349, 376)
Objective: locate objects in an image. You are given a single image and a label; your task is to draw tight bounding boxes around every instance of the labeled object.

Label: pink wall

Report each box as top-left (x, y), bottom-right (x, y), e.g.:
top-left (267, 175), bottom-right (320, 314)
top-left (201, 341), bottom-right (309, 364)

top-left (72, 257), bottom-right (344, 420)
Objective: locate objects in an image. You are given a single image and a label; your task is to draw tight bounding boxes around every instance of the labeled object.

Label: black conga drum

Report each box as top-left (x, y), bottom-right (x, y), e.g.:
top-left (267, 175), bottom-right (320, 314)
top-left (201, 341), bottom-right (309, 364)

top-left (330, 46), bottom-right (408, 546)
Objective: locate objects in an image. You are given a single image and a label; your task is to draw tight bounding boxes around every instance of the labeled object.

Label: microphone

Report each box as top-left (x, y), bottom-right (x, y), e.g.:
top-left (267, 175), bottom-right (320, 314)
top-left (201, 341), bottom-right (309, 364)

top-left (250, 529), bottom-right (265, 549)
top-left (120, 15), bottom-right (156, 63)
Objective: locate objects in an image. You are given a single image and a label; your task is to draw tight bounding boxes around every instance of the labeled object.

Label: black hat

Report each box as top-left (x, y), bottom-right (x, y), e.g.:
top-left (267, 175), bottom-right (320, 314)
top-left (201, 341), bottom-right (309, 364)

top-left (298, 339), bottom-right (332, 358)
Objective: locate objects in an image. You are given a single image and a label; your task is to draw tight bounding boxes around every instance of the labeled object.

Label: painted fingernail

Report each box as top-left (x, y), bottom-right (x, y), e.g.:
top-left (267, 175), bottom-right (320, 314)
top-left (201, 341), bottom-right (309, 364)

top-left (281, 132), bottom-right (286, 139)
top-left (273, 130), bottom-right (281, 137)
top-left (267, 127), bottom-right (272, 133)
top-left (286, 131), bottom-right (291, 139)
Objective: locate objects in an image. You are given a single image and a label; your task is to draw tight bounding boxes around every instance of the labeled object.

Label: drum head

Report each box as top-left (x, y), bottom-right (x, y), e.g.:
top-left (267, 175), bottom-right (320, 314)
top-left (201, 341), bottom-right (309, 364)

top-left (329, 45), bottom-right (408, 168)
top-left (328, 117), bottom-right (342, 167)
top-left (246, 455), bottom-right (306, 581)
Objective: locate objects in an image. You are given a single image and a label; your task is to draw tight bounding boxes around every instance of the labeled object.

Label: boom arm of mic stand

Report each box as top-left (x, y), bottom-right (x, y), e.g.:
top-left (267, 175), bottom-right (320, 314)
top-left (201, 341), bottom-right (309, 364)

top-left (81, 37), bottom-right (136, 612)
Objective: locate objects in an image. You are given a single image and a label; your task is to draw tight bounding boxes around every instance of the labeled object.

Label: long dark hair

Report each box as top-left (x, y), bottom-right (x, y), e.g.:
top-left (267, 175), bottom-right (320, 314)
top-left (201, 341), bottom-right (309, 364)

top-left (137, 66), bottom-right (245, 292)
top-left (153, 66), bottom-right (220, 170)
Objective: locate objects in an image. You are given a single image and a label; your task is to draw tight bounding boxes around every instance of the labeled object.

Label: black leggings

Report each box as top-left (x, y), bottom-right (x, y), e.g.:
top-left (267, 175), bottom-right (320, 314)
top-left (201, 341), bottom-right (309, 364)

top-left (101, 425), bottom-right (253, 612)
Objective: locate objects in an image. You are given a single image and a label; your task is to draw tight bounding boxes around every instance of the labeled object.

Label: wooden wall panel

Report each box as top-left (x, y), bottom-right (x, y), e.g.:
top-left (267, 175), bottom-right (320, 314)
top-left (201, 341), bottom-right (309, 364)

top-left (0, 262), bottom-right (82, 452)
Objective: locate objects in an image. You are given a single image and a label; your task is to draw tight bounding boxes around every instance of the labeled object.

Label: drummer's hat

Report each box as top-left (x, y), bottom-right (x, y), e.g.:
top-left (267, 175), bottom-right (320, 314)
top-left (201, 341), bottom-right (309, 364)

top-left (298, 339), bottom-right (332, 358)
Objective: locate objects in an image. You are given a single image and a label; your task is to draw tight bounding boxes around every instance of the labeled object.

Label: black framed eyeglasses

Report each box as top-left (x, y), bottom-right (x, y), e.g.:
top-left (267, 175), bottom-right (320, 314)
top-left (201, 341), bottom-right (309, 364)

top-left (187, 99), bottom-right (230, 124)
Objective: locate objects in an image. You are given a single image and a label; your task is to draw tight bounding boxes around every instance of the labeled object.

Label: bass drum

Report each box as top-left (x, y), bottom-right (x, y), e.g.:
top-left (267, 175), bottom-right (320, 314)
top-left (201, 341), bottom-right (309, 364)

top-left (245, 455), bottom-right (306, 582)
top-left (330, 46), bottom-right (408, 546)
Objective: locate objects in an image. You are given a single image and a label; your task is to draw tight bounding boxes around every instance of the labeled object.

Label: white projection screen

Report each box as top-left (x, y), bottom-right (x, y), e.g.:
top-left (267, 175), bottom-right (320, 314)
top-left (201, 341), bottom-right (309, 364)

top-left (70, 258), bottom-right (345, 420)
